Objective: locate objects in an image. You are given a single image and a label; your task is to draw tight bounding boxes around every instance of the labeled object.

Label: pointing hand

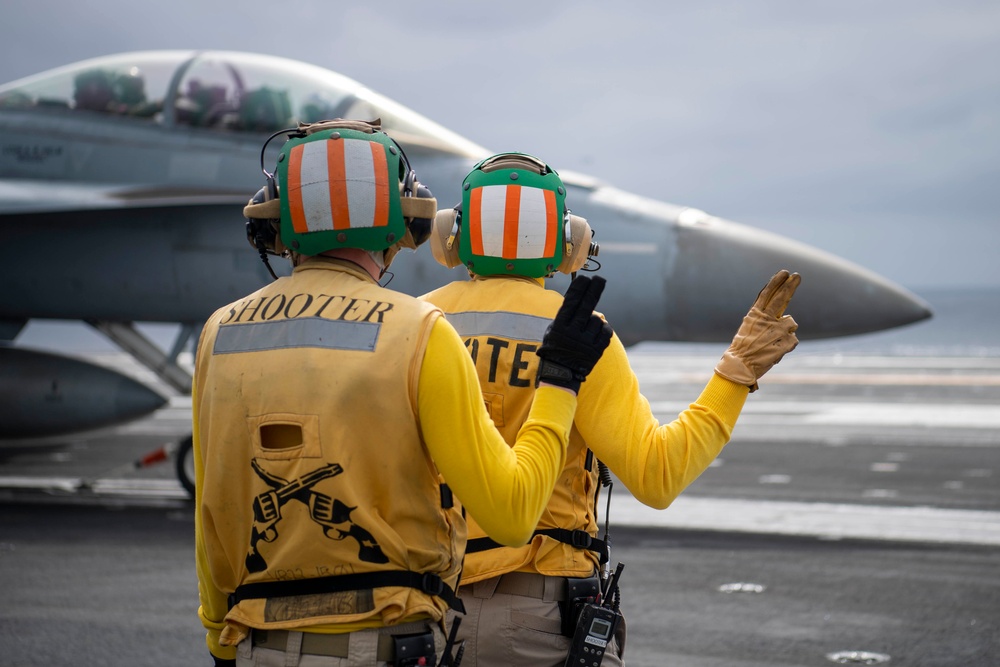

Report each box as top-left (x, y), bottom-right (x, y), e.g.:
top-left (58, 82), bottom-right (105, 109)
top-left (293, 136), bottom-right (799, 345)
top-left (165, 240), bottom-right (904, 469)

top-left (715, 270), bottom-right (801, 391)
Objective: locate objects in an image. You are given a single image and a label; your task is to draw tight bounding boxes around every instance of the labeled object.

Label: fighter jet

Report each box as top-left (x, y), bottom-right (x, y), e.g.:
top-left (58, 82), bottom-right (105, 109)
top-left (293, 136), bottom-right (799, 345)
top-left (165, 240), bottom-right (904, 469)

top-left (0, 51), bottom-right (930, 491)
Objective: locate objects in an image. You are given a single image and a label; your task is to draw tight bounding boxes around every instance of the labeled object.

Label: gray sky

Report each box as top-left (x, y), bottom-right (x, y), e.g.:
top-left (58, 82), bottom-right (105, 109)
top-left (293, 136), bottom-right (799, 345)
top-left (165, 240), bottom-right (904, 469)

top-left (3, 0), bottom-right (998, 290)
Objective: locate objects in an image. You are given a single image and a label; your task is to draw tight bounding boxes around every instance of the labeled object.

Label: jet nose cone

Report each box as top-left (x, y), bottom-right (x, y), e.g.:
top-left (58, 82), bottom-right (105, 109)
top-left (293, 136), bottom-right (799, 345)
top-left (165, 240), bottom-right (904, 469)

top-left (0, 347), bottom-right (168, 438)
top-left (670, 214), bottom-right (933, 341)
top-left (781, 249), bottom-right (933, 339)
top-left (111, 371), bottom-right (171, 420)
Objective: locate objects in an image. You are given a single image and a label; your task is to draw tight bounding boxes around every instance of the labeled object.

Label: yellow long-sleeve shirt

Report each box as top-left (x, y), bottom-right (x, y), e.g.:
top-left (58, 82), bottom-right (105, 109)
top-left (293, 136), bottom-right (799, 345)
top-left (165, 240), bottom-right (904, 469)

top-left (418, 319), bottom-right (576, 544)
top-left (422, 275), bottom-right (750, 581)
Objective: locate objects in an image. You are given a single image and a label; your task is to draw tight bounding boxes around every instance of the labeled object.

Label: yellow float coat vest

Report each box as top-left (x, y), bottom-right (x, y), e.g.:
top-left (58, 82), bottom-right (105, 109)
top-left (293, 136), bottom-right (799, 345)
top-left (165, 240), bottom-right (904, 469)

top-left (422, 275), bottom-right (600, 581)
top-left (195, 257), bottom-right (465, 631)
top-left (422, 276), bottom-right (749, 584)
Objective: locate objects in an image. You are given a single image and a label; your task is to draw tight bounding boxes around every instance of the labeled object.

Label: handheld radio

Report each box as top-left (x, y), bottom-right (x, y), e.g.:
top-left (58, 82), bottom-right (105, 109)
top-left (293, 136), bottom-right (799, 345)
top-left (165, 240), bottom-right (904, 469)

top-left (563, 563), bottom-right (625, 667)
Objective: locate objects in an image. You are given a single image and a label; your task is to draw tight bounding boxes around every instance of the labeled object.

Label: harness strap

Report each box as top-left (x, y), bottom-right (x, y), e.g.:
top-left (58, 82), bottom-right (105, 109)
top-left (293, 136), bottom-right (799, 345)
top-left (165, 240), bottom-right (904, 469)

top-left (228, 570), bottom-right (466, 614)
top-left (466, 528), bottom-right (609, 564)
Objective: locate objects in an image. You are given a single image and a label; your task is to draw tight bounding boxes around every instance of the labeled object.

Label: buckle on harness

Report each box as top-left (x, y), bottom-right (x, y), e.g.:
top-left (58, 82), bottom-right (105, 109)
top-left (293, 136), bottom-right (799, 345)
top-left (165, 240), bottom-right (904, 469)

top-left (570, 530), bottom-right (593, 549)
top-left (421, 572), bottom-right (445, 596)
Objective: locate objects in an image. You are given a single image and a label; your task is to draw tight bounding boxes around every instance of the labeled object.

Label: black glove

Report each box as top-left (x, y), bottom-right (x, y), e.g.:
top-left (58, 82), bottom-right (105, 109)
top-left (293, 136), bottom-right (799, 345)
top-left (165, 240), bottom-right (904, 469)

top-left (536, 275), bottom-right (614, 392)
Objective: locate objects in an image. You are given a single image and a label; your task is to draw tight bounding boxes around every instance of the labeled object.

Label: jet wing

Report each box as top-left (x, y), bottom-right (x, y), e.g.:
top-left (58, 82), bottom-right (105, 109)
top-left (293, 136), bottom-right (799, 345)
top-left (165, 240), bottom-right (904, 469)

top-left (0, 178), bottom-right (248, 215)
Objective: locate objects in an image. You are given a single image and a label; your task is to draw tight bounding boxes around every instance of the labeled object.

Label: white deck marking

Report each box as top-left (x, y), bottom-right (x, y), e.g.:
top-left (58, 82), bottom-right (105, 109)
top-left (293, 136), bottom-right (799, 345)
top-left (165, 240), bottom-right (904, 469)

top-left (612, 494), bottom-right (1000, 546)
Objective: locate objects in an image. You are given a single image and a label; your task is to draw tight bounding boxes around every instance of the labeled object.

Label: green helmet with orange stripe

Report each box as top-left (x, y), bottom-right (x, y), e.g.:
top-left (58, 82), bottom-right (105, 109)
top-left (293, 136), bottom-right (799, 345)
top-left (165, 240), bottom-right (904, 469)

top-left (455, 152), bottom-right (568, 278)
top-left (277, 126), bottom-right (410, 255)
top-left (243, 119), bottom-right (437, 269)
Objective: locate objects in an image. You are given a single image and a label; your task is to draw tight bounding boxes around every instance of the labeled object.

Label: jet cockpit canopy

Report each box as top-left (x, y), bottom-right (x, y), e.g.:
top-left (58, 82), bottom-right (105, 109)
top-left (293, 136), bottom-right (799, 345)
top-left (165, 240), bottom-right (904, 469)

top-left (0, 50), bottom-right (486, 158)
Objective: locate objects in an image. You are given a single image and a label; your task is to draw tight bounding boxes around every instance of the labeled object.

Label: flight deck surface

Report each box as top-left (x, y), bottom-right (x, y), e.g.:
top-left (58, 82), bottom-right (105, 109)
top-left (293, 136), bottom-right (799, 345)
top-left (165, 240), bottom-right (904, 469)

top-left (1, 347), bottom-right (997, 666)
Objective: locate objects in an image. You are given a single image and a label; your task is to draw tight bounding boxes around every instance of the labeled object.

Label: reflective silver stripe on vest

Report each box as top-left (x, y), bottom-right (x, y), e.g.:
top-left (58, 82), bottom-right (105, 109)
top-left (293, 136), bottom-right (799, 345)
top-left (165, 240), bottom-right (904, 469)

top-left (445, 311), bottom-right (551, 342)
top-left (213, 317), bottom-right (380, 354)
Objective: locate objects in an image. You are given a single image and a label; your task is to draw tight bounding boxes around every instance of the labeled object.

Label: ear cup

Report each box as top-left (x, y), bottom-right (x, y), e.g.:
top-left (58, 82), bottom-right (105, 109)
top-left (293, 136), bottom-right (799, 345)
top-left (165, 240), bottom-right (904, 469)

top-left (430, 208), bottom-right (462, 268)
top-left (406, 182), bottom-right (434, 247)
top-left (263, 175), bottom-right (285, 254)
top-left (557, 214), bottom-right (594, 274)
top-left (265, 173), bottom-right (278, 201)
top-left (245, 184), bottom-right (280, 254)
top-left (402, 168), bottom-right (416, 197)
top-left (394, 139), bottom-right (435, 248)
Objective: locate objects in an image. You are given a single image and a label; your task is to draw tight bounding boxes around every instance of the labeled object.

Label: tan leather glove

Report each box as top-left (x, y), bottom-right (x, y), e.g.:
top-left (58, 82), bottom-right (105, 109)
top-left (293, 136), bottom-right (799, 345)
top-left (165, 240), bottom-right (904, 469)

top-left (715, 270), bottom-right (801, 392)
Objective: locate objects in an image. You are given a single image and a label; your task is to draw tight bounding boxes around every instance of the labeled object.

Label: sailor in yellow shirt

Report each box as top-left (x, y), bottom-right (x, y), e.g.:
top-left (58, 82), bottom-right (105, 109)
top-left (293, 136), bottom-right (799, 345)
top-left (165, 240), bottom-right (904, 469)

top-left (193, 123), bottom-right (612, 667)
top-left (420, 152), bottom-right (801, 667)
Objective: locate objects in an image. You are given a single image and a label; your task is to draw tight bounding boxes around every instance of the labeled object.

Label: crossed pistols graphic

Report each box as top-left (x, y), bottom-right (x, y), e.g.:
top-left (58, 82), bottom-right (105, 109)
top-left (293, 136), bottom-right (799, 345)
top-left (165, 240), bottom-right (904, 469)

top-left (246, 459), bottom-right (390, 573)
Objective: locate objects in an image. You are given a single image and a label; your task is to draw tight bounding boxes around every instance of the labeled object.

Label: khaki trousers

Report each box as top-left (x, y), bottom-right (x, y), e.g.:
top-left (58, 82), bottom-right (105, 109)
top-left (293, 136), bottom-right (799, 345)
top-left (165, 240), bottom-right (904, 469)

top-left (235, 620), bottom-right (445, 667)
top-left (454, 574), bottom-right (626, 667)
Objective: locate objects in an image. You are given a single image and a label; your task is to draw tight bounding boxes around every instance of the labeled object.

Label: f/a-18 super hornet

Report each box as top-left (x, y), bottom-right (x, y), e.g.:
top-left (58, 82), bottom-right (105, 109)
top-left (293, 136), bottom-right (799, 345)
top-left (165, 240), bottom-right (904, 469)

top-left (0, 50), bottom-right (931, 493)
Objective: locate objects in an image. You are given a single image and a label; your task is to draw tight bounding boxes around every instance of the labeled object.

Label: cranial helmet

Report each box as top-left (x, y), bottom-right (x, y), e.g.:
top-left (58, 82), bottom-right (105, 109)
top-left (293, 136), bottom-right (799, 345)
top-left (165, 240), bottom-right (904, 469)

top-left (244, 119), bottom-right (437, 276)
top-left (430, 152), bottom-right (596, 278)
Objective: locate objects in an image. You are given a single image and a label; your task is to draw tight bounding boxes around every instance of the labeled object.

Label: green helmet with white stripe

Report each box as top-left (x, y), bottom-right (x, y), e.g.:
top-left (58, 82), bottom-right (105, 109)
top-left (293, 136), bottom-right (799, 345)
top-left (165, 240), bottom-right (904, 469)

top-left (243, 120), bottom-right (438, 271)
top-left (456, 153), bottom-right (568, 278)
top-left (275, 126), bottom-right (410, 255)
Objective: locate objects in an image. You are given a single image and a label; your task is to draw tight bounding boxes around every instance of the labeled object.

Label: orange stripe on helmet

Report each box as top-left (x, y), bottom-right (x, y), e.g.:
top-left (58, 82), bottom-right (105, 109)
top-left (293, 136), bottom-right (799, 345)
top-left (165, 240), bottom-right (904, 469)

top-left (470, 186), bottom-right (484, 256)
top-left (503, 184), bottom-right (521, 259)
top-left (287, 144), bottom-right (308, 234)
top-left (370, 142), bottom-right (389, 228)
top-left (543, 188), bottom-right (558, 258)
top-left (327, 139), bottom-right (350, 230)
